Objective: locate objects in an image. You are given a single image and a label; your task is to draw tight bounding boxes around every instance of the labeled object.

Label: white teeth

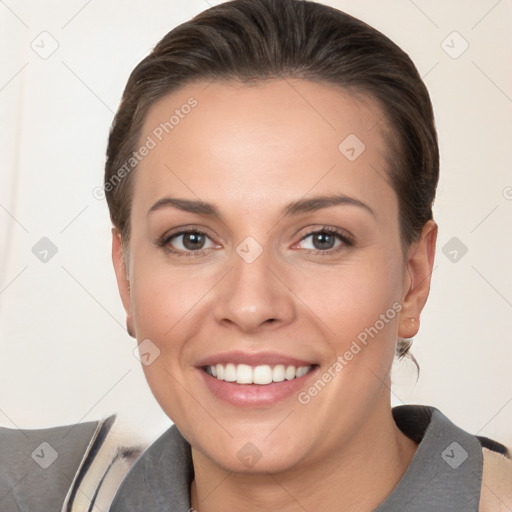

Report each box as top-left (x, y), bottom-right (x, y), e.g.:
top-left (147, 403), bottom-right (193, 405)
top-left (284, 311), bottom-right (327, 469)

top-left (224, 363), bottom-right (237, 382)
top-left (236, 364), bottom-right (253, 384)
top-left (296, 366), bottom-right (310, 378)
top-left (272, 364), bottom-right (285, 382)
top-left (253, 365), bottom-right (273, 385)
top-left (206, 363), bottom-right (313, 385)
top-left (285, 365), bottom-right (296, 380)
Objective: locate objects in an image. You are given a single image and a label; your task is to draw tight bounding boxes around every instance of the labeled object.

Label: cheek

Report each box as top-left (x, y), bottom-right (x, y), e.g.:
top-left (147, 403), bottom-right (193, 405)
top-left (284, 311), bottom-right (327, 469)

top-left (128, 262), bottom-right (206, 420)
top-left (295, 254), bottom-right (404, 411)
top-left (291, 260), bottom-right (403, 419)
top-left (128, 254), bottom-right (220, 394)
top-left (131, 263), bottom-right (205, 343)
top-left (296, 251), bottom-right (403, 339)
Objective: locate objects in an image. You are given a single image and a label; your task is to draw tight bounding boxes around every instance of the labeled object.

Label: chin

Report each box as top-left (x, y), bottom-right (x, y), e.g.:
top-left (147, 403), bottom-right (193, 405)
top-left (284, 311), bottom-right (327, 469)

top-left (206, 442), bottom-right (305, 475)
top-left (187, 422), bottom-right (312, 474)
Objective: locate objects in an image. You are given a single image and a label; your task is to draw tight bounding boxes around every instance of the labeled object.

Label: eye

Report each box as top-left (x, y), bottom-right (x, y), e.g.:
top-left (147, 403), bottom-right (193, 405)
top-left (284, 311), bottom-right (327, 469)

top-left (296, 227), bottom-right (353, 253)
top-left (158, 229), bottom-right (217, 256)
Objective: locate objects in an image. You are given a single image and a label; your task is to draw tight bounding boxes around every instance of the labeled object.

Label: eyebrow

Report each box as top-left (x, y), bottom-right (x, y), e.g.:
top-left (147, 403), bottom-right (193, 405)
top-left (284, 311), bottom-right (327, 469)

top-left (283, 194), bottom-right (375, 218)
top-left (147, 194), bottom-right (376, 219)
top-left (148, 197), bottom-right (222, 218)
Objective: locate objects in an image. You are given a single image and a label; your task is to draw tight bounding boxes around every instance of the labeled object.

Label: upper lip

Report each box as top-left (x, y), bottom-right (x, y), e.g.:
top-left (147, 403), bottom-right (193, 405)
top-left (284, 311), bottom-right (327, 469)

top-left (196, 351), bottom-right (317, 368)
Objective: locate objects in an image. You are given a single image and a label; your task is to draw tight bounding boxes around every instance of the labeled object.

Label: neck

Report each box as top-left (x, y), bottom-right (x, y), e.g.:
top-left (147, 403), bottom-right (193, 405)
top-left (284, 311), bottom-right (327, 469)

top-left (190, 399), bottom-right (418, 512)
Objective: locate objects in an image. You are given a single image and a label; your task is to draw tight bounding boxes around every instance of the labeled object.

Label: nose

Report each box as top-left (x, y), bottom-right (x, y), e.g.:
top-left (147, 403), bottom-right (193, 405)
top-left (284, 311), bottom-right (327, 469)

top-left (212, 242), bottom-right (296, 333)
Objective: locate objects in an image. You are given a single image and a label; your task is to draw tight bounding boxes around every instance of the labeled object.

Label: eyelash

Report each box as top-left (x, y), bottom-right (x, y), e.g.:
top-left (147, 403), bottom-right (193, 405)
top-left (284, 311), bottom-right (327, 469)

top-left (299, 227), bottom-right (354, 255)
top-left (156, 226), bottom-right (355, 258)
top-left (156, 228), bottom-right (214, 258)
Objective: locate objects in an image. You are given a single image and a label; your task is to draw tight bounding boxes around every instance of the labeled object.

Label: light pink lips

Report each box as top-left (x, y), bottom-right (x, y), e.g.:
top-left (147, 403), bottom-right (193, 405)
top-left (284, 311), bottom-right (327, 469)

top-left (195, 351), bottom-right (319, 407)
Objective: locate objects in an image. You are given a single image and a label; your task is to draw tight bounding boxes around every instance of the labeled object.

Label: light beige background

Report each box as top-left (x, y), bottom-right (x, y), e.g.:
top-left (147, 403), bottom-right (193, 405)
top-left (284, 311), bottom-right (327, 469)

top-left (1, 0), bottom-right (511, 448)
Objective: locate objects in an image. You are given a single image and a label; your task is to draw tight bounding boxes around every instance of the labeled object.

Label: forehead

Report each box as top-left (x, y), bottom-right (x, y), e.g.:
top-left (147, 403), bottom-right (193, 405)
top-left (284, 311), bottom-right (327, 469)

top-left (133, 79), bottom-right (396, 219)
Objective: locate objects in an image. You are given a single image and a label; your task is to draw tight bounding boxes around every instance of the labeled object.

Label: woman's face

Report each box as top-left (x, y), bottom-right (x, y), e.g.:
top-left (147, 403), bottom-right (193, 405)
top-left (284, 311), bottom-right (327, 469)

top-left (113, 79), bottom-right (434, 473)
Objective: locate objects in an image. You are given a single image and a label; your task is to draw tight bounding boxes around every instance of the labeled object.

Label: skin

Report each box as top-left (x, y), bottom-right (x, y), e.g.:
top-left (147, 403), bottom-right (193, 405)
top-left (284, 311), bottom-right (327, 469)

top-left (112, 78), bottom-right (437, 511)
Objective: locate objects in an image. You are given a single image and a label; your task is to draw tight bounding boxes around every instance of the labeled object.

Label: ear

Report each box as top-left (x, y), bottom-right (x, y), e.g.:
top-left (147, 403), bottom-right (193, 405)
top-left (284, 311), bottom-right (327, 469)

top-left (112, 228), bottom-right (135, 338)
top-left (398, 219), bottom-right (437, 339)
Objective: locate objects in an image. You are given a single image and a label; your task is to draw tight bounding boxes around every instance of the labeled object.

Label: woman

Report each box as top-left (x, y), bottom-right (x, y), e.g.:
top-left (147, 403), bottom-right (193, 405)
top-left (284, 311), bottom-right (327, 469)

top-left (105, 0), bottom-right (511, 509)
top-left (1, 0), bottom-right (510, 510)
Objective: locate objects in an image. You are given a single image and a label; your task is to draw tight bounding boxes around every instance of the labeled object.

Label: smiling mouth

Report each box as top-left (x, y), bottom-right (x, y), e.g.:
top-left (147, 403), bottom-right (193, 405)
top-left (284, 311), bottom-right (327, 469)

top-left (204, 363), bottom-right (317, 385)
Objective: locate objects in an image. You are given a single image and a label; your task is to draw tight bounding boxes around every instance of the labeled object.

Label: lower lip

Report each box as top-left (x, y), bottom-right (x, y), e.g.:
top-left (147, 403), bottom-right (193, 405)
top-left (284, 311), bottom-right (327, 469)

top-left (198, 367), bottom-right (319, 407)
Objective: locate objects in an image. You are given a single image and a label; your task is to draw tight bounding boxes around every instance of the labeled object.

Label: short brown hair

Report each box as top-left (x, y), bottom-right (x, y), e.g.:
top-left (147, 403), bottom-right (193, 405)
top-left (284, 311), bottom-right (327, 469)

top-left (104, 0), bottom-right (439, 370)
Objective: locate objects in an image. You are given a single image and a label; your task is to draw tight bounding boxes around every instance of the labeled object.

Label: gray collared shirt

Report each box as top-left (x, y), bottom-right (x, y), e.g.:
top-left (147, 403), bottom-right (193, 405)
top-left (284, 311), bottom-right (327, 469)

top-left (109, 405), bottom-right (485, 511)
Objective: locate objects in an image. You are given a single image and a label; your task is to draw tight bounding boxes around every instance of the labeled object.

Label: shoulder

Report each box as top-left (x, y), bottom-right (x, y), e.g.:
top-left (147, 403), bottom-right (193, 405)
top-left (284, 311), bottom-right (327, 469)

top-left (392, 404), bottom-right (511, 511)
top-left (0, 418), bottom-right (100, 511)
top-left (109, 423), bottom-right (193, 511)
top-left (0, 415), bottom-right (147, 512)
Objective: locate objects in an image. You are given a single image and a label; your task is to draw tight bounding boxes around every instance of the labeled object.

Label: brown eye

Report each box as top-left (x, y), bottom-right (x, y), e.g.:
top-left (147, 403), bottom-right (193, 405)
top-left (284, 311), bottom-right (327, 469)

top-left (180, 232), bottom-right (207, 250)
top-left (161, 230), bottom-right (216, 255)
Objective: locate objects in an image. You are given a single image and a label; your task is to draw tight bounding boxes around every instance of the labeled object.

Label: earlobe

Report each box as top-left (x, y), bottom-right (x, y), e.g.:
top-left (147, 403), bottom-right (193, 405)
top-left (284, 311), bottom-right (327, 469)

top-left (398, 220), bottom-right (437, 339)
top-left (111, 228), bottom-right (135, 338)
